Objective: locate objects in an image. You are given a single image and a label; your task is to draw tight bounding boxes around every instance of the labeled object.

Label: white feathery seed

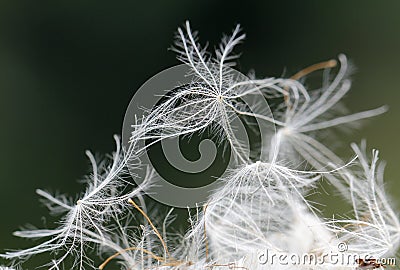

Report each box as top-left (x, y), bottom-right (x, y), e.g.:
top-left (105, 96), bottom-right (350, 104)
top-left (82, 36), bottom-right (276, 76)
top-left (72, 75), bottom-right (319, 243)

top-left (1, 21), bottom-right (398, 270)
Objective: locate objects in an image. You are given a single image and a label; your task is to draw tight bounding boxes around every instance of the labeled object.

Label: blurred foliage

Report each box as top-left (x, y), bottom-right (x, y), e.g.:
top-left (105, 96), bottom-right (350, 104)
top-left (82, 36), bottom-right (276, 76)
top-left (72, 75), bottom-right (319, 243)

top-left (0, 1), bottom-right (399, 267)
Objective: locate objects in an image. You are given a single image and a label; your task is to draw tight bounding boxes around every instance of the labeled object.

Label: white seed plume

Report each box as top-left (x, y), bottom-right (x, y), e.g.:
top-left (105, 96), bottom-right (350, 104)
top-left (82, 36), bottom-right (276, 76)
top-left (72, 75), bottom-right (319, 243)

top-left (258, 54), bottom-right (388, 197)
top-left (132, 21), bottom-right (277, 164)
top-left (1, 136), bottom-right (150, 269)
top-left (325, 142), bottom-right (400, 258)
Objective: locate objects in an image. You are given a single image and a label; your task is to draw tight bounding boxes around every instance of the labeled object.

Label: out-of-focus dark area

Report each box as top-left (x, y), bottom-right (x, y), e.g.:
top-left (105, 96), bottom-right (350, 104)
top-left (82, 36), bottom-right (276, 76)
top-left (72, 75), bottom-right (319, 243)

top-left (1, 0), bottom-right (399, 266)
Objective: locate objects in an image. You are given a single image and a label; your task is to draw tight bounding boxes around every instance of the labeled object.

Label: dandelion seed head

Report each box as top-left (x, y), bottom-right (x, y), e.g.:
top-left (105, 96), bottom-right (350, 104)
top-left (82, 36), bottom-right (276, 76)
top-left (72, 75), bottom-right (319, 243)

top-left (2, 21), bottom-right (398, 270)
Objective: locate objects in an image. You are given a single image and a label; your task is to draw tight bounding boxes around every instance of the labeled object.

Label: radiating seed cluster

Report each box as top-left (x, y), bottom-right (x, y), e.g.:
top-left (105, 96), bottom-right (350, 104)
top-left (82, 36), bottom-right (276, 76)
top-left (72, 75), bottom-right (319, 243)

top-left (1, 21), bottom-right (398, 270)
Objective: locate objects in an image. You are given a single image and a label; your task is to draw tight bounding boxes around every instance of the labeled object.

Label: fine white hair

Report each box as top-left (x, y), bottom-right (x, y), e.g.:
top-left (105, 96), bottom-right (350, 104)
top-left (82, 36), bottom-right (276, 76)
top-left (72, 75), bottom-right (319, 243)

top-left (1, 21), bottom-right (397, 270)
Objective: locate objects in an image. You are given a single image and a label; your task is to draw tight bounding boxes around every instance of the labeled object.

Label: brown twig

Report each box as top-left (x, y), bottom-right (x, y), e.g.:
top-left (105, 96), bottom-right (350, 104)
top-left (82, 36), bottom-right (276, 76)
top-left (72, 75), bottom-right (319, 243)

top-left (128, 199), bottom-right (170, 257)
top-left (284, 59), bottom-right (338, 105)
top-left (99, 247), bottom-right (165, 270)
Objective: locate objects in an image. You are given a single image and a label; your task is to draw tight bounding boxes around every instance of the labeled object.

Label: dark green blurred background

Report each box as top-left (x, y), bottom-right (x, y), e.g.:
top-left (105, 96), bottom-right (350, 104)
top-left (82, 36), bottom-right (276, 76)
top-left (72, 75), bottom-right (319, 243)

top-left (1, 0), bottom-right (399, 266)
